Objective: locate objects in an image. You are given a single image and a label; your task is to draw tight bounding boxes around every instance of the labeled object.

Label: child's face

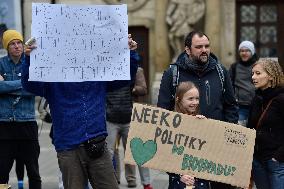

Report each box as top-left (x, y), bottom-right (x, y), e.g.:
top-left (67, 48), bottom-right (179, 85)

top-left (180, 87), bottom-right (199, 114)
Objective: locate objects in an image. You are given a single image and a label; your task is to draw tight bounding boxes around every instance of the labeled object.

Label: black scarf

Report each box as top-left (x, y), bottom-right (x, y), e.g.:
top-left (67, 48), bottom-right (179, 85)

top-left (183, 53), bottom-right (209, 73)
top-left (239, 54), bottom-right (258, 67)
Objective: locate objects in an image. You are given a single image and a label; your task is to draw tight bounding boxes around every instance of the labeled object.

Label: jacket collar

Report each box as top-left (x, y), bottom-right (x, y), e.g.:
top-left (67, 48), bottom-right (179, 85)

top-left (256, 87), bottom-right (284, 102)
top-left (239, 54), bottom-right (259, 67)
top-left (7, 53), bottom-right (24, 65)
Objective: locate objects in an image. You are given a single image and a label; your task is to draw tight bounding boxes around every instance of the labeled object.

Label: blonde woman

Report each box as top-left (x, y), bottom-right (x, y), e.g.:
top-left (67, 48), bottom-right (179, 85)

top-left (247, 58), bottom-right (284, 189)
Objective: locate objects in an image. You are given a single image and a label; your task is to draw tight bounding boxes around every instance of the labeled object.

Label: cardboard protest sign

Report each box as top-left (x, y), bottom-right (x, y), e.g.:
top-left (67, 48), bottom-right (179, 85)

top-left (124, 103), bottom-right (256, 188)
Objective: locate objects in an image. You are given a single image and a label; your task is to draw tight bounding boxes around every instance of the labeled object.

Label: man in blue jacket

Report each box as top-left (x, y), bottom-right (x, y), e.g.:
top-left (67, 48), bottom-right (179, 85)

top-left (22, 35), bottom-right (139, 189)
top-left (158, 31), bottom-right (238, 189)
top-left (0, 30), bottom-right (41, 188)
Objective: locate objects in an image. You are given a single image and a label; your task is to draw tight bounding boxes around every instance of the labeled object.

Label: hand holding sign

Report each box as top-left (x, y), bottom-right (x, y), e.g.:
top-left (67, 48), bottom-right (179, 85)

top-left (128, 34), bottom-right (137, 50)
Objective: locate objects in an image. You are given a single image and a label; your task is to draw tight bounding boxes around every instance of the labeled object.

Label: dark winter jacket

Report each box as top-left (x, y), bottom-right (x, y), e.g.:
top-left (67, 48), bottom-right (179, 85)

top-left (247, 87), bottom-right (284, 162)
top-left (229, 54), bottom-right (258, 106)
top-left (158, 52), bottom-right (238, 189)
top-left (158, 52), bottom-right (238, 123)
top-left (106, 66), bottom-right (147, 124)
top-left (106, 86), bottom-right (133, 124)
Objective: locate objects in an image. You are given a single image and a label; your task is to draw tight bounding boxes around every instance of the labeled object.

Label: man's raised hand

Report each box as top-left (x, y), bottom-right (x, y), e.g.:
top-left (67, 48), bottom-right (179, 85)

top-left (128, 34), bottom-right (137, 50)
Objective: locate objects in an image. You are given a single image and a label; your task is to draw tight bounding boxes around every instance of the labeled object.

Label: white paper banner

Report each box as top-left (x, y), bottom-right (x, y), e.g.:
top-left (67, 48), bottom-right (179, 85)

top-left (30, 3), bottom-right (129, 82)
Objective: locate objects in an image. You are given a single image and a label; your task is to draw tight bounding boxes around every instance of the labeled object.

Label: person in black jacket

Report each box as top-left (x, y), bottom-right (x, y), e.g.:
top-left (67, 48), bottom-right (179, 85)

top-left (247, 58), bottom-right (284, 189)
top-left (229, 41), bottom-right (258, 126)
top-left (158, 31), bottom-right (238, 189)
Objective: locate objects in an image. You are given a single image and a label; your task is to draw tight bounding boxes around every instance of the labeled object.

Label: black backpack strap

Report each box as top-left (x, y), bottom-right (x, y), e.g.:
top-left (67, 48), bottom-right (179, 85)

top-left (230, 63), bottom-right (237, 88)
top-left (215, 63), bottom-right (225, 94)
top-left (169, 63), bottom-right (179, 100)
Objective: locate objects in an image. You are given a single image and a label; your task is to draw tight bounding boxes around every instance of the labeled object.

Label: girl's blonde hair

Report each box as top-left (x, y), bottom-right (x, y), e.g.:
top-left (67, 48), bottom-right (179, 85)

top-left (174, 81), bottom-right (199, 115)
top-left (253, 58), bottom-right (284, 88)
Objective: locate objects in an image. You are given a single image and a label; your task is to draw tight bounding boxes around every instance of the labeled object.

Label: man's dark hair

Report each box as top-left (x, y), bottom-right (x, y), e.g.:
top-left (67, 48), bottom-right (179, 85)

top-left (184, 31), bottom-right (209, 48)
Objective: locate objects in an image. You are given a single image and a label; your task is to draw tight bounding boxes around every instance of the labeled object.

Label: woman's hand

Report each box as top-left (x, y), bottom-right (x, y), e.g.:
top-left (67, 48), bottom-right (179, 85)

top-left (128, 34), bottom-right (137, 50)
top-left (0, 75), bottom-right (4, 81)
top-left (180, 174), bottom-right (195, 186)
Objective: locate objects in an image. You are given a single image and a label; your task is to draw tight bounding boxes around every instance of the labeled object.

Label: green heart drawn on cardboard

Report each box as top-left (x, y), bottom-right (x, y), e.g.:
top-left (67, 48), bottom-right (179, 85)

top-left (130, 138), bottom-right (157, 166)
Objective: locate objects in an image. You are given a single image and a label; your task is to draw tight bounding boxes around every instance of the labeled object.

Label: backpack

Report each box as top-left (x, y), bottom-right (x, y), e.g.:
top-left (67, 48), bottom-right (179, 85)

top-left (170, 63), bottom-right (225, 99)
top-left (38, 97), bottom-right (52, 123)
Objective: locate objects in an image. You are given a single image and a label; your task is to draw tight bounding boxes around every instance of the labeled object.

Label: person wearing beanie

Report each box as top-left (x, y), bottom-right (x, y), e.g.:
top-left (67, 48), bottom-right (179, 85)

top-left (229, 40), bottom-right (259, 126)
top-left (238, 40), bottom-right (255, 56)
top-left (0, 30), bottom-right (42, 188)
top-left (2, 29), bottom-right (24, 50)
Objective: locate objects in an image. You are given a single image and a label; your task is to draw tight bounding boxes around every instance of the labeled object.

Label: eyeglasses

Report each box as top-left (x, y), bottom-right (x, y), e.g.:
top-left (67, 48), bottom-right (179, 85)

top-left (8, 41), bottom-right (23, 48)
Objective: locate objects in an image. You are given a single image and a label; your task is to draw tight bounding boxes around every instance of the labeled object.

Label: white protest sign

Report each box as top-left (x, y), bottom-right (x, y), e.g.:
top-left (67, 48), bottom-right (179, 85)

top-left (30, 3), bottom-right (129, 82)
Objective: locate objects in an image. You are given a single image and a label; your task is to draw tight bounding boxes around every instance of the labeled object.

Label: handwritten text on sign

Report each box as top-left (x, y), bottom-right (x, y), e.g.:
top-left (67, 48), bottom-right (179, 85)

top-left (30, 3), bottom-right (129, 82)
top-left (124, 104), bottom-right (256, 188)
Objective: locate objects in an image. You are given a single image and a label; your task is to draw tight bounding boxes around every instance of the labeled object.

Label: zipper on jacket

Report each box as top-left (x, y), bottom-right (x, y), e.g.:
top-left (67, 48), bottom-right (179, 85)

top-left (12, 96), bottom-right (21, 107)
top-left (205, 80), bottom-right (211, 105)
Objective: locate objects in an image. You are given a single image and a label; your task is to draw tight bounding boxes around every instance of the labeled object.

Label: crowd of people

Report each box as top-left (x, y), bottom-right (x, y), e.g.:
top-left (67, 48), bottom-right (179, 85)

top-left (0, 27), bottom-right (283, 189)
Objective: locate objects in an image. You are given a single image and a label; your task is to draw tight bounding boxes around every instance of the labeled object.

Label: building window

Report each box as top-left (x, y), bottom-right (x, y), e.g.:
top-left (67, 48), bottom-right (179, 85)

top-left (237, 0), bottom-right (282, 58)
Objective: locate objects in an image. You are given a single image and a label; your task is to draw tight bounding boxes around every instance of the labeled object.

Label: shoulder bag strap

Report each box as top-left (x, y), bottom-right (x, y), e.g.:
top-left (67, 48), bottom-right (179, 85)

top-left (256, 97), bottom-right (276, 129)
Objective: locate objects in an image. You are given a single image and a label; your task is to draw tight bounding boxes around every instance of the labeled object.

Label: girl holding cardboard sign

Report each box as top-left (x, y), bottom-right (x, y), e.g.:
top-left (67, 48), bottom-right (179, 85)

top-left (168, 81), bottom-right (209, 189)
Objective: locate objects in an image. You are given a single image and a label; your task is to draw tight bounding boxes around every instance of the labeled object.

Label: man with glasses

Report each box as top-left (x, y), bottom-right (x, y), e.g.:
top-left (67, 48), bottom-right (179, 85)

top-left (229, 41), bottom-right (258, 127)
top-left (0, 30), bottom-right (41, 189)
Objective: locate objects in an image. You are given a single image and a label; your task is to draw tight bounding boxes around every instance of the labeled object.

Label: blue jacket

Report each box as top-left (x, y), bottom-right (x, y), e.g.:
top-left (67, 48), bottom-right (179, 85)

top-left (22, 51), bottom-right (139, 151)
top-left (0, 55), bottom-right (35, 122)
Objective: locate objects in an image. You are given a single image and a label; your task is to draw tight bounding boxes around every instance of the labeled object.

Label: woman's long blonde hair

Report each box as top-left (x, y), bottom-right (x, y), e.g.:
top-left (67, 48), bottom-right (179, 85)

top-left (174, 81), bottom-right (199, 115)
